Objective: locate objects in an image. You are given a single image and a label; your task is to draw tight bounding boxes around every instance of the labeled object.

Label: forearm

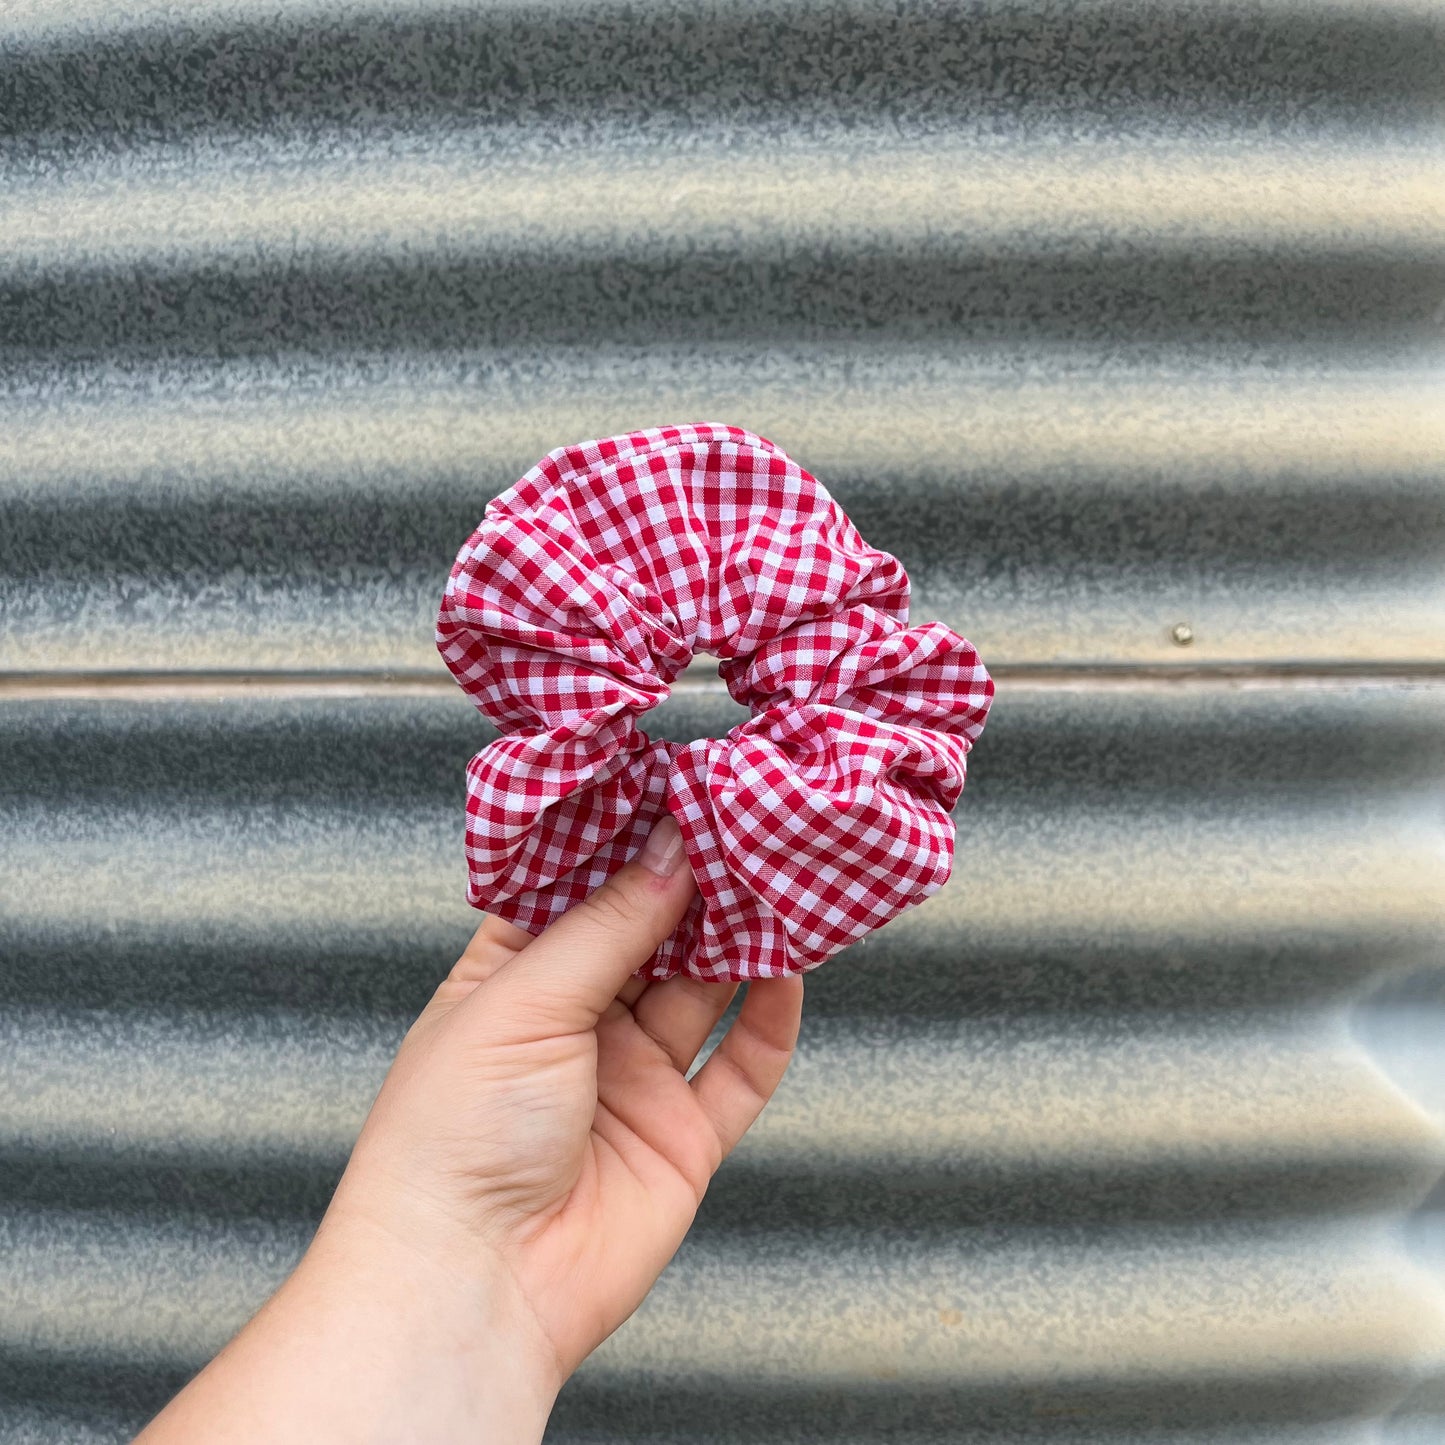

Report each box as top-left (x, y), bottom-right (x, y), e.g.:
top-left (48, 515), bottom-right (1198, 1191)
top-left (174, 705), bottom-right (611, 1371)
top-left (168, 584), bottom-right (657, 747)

top-left (135, 1212), bottom-right (559, 1445)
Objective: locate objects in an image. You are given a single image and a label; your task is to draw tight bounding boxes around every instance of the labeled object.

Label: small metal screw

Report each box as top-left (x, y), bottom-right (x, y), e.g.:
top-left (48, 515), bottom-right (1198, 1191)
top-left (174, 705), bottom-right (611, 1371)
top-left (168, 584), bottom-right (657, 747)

top-left (1170, 622), bottom-right (1194, 646)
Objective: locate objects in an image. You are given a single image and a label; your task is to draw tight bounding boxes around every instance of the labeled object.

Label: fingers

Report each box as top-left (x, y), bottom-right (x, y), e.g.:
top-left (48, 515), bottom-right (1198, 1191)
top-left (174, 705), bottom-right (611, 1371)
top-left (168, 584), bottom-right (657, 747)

top-left (452, 912), bottom-right (536, 984)
top-left (616, 976), bottom-right (650, 1008)
top-left (470, 911), bottom-right (537, 956)
top-left (691, 975), bottom-right (804, 1160)
top-left (630, 975), bottom-right (739, 1074)
top-left (469, 815), bottom-right (697, 1039)
top-left (419, 912), bottom-right (538, 1019)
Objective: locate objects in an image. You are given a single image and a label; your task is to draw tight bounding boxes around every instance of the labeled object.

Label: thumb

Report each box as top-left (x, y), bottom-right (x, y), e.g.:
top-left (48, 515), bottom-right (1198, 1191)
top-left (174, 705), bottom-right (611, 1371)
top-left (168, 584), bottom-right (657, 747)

top-left (466, 814), bottom-right (698, 1039)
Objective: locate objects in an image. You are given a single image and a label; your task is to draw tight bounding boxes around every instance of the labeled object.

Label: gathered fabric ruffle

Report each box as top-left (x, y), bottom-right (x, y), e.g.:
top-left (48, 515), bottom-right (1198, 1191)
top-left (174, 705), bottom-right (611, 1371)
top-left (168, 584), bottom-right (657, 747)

top-left (437, 422), bottom-right (993, 981)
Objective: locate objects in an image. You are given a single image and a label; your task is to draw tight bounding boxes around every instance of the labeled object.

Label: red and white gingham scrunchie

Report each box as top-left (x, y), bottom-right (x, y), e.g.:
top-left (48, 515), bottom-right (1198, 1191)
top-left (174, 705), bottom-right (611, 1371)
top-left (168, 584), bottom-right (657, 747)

top-left (437, 422), bottom-right (993, 982)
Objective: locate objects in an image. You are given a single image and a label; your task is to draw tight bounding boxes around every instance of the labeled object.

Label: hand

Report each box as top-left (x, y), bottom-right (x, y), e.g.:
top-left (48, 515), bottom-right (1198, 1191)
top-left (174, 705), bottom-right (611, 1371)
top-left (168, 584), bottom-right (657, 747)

top-left (137, 815), bottom-right (804, 1443)
top-left (331, 811), bottom-right (805, 1379)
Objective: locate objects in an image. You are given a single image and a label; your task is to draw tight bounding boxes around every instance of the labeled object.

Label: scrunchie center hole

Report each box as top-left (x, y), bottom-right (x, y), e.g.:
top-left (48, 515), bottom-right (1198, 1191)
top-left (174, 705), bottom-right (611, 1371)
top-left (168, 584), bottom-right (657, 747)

top-left (646, 654), bottom-right (748, 743)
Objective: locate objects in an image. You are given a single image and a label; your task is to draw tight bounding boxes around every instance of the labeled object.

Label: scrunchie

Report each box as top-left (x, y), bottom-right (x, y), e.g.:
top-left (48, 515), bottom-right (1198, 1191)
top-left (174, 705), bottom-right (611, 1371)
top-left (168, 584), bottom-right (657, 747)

top-left (436, 422), bottom-right (993, 982)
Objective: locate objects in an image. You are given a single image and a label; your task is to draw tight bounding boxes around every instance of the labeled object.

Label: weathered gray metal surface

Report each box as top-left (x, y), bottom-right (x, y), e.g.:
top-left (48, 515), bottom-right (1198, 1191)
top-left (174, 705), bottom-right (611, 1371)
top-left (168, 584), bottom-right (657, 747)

top-left (2, 1), bottom-right (1443, 1441)
top-left (3, 683), bottom-right (1444, 1440)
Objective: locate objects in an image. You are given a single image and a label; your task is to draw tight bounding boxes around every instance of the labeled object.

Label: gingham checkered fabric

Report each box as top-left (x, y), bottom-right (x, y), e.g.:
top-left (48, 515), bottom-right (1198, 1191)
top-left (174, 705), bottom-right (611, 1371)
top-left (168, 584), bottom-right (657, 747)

top-left (437, 422), bottom-right (994, 981)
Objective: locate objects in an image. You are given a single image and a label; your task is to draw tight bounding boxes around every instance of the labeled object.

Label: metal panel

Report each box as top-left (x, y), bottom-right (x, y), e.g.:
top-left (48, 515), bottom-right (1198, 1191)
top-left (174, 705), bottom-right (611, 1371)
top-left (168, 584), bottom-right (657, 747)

top-left (2, 2), bottom-right (1443, 1441)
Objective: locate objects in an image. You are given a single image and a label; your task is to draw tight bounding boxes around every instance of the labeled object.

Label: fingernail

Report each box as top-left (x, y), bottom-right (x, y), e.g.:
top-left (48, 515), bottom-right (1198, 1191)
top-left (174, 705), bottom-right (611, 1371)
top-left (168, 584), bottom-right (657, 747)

top-left (638, 815), bottom-right (687, 877)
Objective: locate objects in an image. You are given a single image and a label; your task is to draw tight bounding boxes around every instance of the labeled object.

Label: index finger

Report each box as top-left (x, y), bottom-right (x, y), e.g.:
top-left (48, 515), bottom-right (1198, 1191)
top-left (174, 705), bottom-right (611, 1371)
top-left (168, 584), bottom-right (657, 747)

top-left (449, 912), bottom-right (537, 989)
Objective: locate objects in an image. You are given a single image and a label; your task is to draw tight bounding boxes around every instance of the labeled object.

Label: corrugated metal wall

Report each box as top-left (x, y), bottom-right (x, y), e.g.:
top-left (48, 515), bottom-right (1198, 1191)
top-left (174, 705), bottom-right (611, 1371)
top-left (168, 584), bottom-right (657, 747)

top-left (2, 1), bottom-right (1444, 1439)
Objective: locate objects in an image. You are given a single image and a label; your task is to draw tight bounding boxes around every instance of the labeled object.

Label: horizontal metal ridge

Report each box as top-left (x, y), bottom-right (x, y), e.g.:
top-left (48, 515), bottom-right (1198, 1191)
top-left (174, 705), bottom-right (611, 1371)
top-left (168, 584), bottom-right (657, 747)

top-left (3, 1006), bottom-right (1439, 1205)
top-left (6, 139), bottom-right (1443, 269)
top-left (5, 1207), bottom-right (1442, 1409)
top-left (4, 692), bottom-right (1440, 959)
top-left (7, 360), bottom-right (1442, 498)
top-left (4, 0), bottom-right (1442, 160)
top-left (3, 360), bottom-right (1442, 672)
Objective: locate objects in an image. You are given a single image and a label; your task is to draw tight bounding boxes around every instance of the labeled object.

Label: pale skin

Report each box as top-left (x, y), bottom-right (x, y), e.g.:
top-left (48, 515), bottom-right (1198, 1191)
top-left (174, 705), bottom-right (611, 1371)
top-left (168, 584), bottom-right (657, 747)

top-left (135, 815), bottom-right (803, 1443)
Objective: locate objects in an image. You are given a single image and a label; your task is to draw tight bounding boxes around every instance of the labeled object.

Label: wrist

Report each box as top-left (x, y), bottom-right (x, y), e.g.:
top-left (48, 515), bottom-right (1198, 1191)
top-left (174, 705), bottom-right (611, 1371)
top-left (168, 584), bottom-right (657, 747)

top-left (285, 1204), bottom-right (562, 1442)
top-left (139, 1202), bottom-right (560, 1445)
